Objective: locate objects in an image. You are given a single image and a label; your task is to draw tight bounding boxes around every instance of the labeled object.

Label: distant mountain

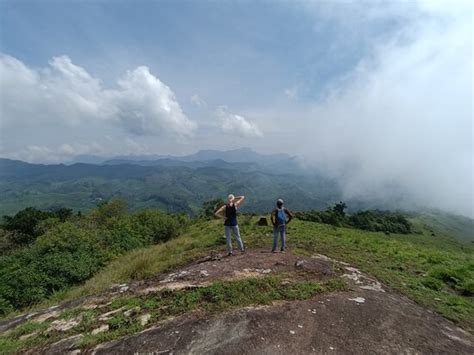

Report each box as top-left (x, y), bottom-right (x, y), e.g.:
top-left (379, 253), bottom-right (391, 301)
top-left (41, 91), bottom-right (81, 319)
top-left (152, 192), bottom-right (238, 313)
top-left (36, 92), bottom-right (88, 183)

top-left (100, 148), bottom-right (304, 175)
top-left (66, 148), bottom-right (301, 171)
top-left (0, 158), bottom-right (339, 216)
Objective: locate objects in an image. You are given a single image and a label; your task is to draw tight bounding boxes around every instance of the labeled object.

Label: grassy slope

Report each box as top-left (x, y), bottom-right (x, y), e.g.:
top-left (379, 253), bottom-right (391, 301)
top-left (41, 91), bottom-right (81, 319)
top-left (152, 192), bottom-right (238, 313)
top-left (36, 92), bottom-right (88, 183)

top-left (3, 216), bottom-right (473, 333)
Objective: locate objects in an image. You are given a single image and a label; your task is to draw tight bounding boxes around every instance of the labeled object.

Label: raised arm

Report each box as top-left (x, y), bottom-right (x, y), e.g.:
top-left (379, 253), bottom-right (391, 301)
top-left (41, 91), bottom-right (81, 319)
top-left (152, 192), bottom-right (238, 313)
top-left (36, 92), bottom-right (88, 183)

top-left (214, 205), bottom-right (226, 218)
top-left (234, 195), bottom-right (246, 208)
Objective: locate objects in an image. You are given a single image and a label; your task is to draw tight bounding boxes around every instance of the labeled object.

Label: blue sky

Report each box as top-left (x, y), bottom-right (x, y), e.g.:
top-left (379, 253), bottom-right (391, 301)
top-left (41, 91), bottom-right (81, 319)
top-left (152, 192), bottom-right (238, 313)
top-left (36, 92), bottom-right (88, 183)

top-left (0, 0), bottom-right (472, 216)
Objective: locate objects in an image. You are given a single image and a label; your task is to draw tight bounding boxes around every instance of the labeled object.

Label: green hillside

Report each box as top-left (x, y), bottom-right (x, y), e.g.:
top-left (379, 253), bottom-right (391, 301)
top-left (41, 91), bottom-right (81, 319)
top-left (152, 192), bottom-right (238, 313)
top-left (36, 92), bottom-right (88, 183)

top-left (0, 159), bottom-right (338, 216)
top-left (1, 203), bottom-right (472, 336)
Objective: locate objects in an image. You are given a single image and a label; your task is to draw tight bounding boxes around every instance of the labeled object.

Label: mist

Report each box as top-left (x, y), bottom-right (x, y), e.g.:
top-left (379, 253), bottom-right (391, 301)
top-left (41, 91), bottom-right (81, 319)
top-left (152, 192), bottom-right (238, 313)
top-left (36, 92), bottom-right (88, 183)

top-left (284, 2), bottom-right (473, 217)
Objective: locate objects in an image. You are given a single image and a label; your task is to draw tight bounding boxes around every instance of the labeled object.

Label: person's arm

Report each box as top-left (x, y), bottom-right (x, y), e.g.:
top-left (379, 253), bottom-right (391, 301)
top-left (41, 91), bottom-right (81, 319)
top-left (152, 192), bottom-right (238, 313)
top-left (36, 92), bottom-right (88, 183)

top-left (214, 205), bottom-right (226, 218)
top-left (234, 195), bottom-right (246, 208)
top-left (270, 209), bottom-right (277, 225)
top-left (284, 208), bottom-right (294, 224)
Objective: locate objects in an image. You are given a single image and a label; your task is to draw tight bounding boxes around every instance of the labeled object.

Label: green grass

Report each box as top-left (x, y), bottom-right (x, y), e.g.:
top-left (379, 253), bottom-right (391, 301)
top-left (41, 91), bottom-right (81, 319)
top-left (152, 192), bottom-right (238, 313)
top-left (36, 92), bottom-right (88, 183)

top-left (285, 218), bottom-right (474, 332)
top-left (0, 276), bottom-right (346, 352)
top-left (2, 215), bottom-right (473, 336)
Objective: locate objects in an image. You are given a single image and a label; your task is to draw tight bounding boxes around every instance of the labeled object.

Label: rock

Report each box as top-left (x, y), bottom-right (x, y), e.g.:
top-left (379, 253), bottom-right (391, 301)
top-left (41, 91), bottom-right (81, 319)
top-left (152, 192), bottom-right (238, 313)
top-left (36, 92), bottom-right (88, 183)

top-left (140, 313), bottom-right (151, 326)
top-left (289, 330), bottom-right (295, 334)
top-left (99, 307), bottom-right (126, 321)
top-left (261, 269), bottom-right (272, 274)
top-left (275, 261), bottom-right (287, 266)
top-left (48, 334), bottom-right (83, 353)
top-left (348, 297), bottom-right (366, 304)
top-left (210, 251), bottom-right (222, 261)
top-left (33, 310), bottom-right (61, 323)
top-left (48, 317), bottom-right (81, 332)
top-left (257, 217), bottom-right (268, 226)
top-left (124, 307), bottom-right (140, 317)
top-left (91, 324), bottom-right (109, 335)
top-left (295, 260), bottom-right (306, 269)
top-left (19, 332), bottom-right (38, 341)
top-left (200, 270), bottom-right (210, 277)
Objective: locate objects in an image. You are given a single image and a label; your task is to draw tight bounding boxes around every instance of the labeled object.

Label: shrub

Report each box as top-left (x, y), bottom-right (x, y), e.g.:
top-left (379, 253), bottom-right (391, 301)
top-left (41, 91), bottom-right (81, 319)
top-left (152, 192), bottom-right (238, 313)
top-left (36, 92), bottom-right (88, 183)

top-left (0, 203), bottom-right (188, 313)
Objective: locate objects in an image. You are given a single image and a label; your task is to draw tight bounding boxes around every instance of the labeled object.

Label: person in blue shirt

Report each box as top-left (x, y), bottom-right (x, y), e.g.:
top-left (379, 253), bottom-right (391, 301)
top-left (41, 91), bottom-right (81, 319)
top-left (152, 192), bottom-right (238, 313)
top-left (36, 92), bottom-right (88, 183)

top-left (270, 199), bottom-right (293, 253)
top-left (215, 194), bottom-right (246, 256)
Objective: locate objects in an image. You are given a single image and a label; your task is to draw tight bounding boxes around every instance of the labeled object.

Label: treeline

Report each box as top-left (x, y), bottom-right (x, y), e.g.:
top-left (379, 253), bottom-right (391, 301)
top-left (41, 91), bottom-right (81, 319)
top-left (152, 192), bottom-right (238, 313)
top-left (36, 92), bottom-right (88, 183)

top-left (0, 200), bottom-right (187, 316)
top-left (296, 202), bottom-right (412, 234)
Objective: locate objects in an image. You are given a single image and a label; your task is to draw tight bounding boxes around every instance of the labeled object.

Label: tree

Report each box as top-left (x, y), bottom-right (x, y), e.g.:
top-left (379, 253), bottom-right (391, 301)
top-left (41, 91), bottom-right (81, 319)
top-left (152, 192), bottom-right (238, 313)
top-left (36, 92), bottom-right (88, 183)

top-left (200, 198), bottom-right (225, 219)
top-left (333, 201), bottom-right (347, 217)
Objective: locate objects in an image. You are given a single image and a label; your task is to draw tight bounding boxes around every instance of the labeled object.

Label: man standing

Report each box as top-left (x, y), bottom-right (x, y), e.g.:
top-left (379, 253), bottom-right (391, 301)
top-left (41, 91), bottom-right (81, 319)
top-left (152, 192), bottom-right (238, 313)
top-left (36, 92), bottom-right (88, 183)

top-left (215, 194), bottom-right (246, 256)
top-left (271, 199), bottom-right (293, 253)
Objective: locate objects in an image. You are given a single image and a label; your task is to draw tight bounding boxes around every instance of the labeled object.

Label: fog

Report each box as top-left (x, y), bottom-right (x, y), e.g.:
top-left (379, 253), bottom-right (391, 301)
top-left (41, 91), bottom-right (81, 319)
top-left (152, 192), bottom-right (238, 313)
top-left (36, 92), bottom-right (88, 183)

top-left (260, 2), bottom-right (473, 217)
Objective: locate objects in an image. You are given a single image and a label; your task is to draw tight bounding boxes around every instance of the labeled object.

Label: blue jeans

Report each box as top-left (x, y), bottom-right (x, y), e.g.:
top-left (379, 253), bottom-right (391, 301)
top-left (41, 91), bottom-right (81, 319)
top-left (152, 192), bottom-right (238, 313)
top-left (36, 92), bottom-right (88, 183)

top-left (225, 225), bottom-right (244, 253)
top-left (272, 225), bottom-right (286, 251)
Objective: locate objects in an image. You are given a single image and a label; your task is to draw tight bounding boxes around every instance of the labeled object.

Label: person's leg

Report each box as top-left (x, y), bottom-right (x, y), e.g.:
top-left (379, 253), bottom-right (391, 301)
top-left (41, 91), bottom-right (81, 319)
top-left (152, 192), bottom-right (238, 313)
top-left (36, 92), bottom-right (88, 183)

top-left (272, 226), bottom-right (278, 252)
top-left (280, 225), bottom-right (286, 252)
top-left (225, 226), bottom-right (232, 254)
top-left (233, 225), bottom-right (244, 251)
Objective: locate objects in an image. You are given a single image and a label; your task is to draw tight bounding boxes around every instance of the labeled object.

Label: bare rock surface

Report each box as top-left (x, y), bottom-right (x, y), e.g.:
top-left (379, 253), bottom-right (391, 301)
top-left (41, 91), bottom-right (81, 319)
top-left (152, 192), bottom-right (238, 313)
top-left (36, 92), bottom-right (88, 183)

top-left (3, 249), bottom-right (473, 354)
top-left (92, 289), bottom-right (473, 355)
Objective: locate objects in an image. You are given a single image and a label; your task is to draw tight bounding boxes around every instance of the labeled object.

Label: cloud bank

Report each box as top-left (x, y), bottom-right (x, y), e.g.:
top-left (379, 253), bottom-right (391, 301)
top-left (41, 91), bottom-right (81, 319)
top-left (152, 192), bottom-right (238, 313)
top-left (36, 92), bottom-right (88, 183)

top-left (291, 1), bottom-right (473, 217)
top-left (0, 54), bottom-right (196, 138)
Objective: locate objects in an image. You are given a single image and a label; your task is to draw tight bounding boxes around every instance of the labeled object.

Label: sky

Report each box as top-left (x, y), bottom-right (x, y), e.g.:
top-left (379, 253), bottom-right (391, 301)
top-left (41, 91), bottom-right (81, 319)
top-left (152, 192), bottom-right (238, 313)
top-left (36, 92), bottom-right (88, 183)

top-left (0, 0), bottom-right (472, 217)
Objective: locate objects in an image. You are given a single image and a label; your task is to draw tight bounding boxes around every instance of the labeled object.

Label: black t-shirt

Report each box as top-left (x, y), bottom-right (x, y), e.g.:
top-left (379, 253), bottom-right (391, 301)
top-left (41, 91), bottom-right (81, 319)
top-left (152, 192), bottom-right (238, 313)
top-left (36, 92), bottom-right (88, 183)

top-left (224, 204), bottom-right (238, 226)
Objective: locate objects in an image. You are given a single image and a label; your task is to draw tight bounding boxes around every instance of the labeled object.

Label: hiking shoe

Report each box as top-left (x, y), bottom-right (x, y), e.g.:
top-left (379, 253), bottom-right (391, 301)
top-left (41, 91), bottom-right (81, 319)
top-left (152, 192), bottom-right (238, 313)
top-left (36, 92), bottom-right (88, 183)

top-left (271, 250), bottom-right (277, 253)
top-left (280, 250), bottom-right (286, 253)
top-left (228, 252), bottom-right (233, 256)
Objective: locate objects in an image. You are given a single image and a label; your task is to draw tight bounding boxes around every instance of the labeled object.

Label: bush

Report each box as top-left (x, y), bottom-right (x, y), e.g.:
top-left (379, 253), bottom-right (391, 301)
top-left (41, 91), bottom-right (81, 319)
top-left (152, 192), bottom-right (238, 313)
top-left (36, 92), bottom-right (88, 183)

top-left (200, 199), bottom-right (225, 219)
top-left (0, 202), bottom-right (188, 313)
top-left (1, 207), bottom-right (74, 246)
top-left (296, 204), bottom-right (412, 234)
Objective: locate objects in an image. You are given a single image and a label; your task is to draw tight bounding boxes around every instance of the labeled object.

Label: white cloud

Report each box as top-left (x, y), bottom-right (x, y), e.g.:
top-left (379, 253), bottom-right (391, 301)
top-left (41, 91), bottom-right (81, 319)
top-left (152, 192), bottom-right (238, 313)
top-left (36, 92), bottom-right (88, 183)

top-left (0, 54), bottom-right (196, 137)
top-left (216, 106), bottom-right (263, 138)
top-left (190, 94), bottom-right (207, 108)
top-left (294, 1), bottom-right (473, 216)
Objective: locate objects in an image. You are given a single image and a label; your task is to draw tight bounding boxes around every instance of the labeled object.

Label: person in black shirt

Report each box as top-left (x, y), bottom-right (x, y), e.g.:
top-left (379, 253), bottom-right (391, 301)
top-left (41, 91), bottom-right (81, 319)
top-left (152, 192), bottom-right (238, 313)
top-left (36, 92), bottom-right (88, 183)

top-left (215, 194), bottom-right (246, 256)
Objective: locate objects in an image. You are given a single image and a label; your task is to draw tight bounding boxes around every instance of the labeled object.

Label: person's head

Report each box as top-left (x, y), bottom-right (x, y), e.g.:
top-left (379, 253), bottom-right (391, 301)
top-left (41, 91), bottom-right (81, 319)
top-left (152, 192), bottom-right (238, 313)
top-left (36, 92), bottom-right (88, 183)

top-left (276, 198), bottom-right (284, 208)
top-left (228, 194), bottom-right (235, 203)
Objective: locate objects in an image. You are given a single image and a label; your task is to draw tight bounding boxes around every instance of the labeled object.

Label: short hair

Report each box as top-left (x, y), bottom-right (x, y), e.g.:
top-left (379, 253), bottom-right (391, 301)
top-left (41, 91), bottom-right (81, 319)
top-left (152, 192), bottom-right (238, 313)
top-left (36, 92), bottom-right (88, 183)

top-left (228, 194), bottom-right (235, 201)
top-left (277, 198), bottom-right (284, 207)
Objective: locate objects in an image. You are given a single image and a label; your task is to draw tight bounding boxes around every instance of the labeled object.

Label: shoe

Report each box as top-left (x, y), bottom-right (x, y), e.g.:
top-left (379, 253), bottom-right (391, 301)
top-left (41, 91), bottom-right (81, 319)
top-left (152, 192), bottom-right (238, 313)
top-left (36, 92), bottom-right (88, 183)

top-left (228, 252), bottom-right (233, 256)
top-left (280, 250), bottom-right (286, 253)
top-left (240, 249), bottom-right (245, 253)
top-left (271, 250), bottom-right (277, 253)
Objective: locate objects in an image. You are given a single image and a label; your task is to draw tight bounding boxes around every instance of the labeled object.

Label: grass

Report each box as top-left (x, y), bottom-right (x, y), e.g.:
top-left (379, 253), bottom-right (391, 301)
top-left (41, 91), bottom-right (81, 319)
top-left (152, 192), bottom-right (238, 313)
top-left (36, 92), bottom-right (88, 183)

top-left (2, 213), bottom-right (473, 345)
top-left (0, 276), bottom-right (346, 352)
top-left (286, 218), bottom-right (474, 331)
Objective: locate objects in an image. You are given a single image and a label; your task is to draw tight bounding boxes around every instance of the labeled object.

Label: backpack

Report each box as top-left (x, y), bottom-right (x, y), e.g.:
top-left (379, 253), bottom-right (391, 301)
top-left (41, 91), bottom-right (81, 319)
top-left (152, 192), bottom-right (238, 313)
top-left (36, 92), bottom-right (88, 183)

top-left (276, 208), bottom-right (286, 225)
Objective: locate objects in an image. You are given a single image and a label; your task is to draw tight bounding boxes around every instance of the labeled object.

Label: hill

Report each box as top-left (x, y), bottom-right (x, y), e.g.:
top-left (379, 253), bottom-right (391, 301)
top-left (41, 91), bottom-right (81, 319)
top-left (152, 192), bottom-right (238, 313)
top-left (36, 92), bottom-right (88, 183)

top-left (0, 205), bottom-right (473, 353)
top-left (0, 158), bottom-right (338, 216)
